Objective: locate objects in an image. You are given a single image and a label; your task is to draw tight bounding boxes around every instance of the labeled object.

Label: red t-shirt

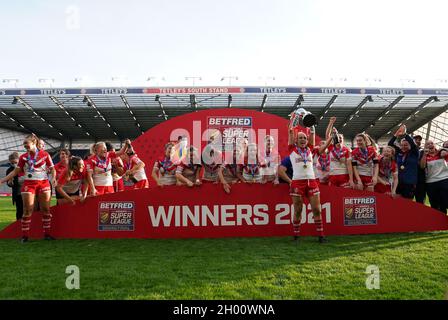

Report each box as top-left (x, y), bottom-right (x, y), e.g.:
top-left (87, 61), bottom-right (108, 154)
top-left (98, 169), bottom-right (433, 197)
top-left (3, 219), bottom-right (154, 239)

top-left (57, 169), bottom-right (87, 194)
top-left (54, 161), bottom-right (68, 180)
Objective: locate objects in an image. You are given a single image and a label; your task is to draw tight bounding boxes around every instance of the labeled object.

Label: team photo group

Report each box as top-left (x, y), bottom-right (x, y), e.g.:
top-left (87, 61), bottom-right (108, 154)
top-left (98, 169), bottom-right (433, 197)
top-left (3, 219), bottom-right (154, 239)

top-left (2, 109), bottom-right (447, 244)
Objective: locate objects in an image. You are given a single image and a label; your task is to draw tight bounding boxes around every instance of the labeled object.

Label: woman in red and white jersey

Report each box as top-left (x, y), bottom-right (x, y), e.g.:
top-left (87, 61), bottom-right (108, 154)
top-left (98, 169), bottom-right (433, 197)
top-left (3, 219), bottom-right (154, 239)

top-left (152, 142), bottom-right (177, 187)
top-left (105, 141), bottom-right (125, 192)
top-left (420, 140), bottom-right (448, 213)
top-left (0, 134), bottom-right (56, 242)
top-left (312, 141), bottom-right (330, 185)
top-left (54, 148), bottom-right (71, 201)
top-left (112, 155), bottom-right (125, 192)
top-left (176, 146), bottom-right (203, 187)
top-left (288, 124), bottom-right (327, 243)
top-left (351, 133), bottom-right (379, 191)
top-left (218, 145), bottom-right (244, 194)
top-left (54, 148), bottom-right (70, 180)
top-left (201, 143), bottom-right (222, 183)
top-left (80, 147), bottom-right (95, 196)
top-left (55, 157), bottom-right (88, 205)
top-left (322, 117), bottom-right (355, 188)
top-left (374, 146), bottom-right (398, 197)
top-left (123, 146), bottom-right (149, 190)
top-left (86, 140), bottom-right (131, 196)
top-left (240, 143), bottom-right (266, 184)
top-left (260, 135), bottom-right (280, 184)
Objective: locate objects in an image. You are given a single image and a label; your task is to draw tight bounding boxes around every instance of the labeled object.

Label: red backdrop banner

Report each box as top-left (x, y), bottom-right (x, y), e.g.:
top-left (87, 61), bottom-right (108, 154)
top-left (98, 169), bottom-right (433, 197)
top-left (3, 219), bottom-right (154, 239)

top-left (0, 184), bottom-right (447, 239)
top-left (129, 108), bottom-right (317, 181)
top-left (0, 109), bottom-right (446, 239)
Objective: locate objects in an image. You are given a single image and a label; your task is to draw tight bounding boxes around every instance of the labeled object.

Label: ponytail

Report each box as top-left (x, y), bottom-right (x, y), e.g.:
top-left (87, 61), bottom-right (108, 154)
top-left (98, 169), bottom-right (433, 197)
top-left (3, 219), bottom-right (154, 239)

top-left (365, 134), bottom-right (378, 151)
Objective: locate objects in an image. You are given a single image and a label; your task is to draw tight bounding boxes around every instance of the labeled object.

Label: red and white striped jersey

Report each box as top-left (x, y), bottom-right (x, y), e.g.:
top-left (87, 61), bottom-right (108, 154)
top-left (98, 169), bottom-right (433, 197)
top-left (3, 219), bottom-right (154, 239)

top-left (312, 147), bottom-right (330, 182)
top-left (18, 149), bottom-right (54, 181)
top-left (259, 149), bottom-right (280, 178)
top-left (153, 156), bottom-right (177, 185)
top-left (176, 160), bottom-right (202, 182)
top-left (125, 154), bottom-right (147, 182)
top-left (328, 145), bottom-right (351, 176)
top-left (240, 157), bottom-right (266, 182)
top-left (352, 146), bottom-right (378, 177)
top-left (378, 156), bottom-right (397, 184)
top-left (202, 153), bottom-right (221, 181)
top-left (289, 144), bottom-right (316, 180)
top-left (86, 151), bottom-right (117, 187)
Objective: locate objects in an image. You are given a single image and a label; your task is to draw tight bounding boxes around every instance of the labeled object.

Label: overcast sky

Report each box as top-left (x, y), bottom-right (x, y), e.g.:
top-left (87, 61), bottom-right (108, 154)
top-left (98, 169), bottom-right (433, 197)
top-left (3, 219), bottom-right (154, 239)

top-left (1, 0), bottom-right (447, 88)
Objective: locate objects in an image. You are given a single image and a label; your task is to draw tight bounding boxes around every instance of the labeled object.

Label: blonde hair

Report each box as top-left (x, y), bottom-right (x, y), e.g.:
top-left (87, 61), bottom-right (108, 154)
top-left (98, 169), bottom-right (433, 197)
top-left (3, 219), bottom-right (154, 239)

top-left (296, 132), bottom-right (308, 139)
top-left (364, 134), bottom-right (377, 150)
top-left (265, 135), bottom-right (275, 143)
top-left (93, 142), bottom-right (106, 154)
top-left (383, 146), bottom-right (396, 158)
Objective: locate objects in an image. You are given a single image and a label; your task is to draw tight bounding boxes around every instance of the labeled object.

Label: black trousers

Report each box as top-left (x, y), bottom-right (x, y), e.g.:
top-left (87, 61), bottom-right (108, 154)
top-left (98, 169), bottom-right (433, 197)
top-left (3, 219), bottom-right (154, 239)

top-left (13, 194), bottom-right (23, 221)
top-left (426, 179), bottom-right (448, 214)
top-left (414, 182), bottom-right (426, 204)
top-left (397, 183), bottom-right (416, 199)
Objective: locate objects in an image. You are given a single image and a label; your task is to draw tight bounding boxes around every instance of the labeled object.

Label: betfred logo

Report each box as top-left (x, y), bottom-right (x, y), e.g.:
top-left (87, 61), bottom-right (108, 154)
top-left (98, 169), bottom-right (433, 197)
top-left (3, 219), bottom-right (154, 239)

top-left (207, 117), bottom-right (252, 127)
top-left (98, 201), bottom-right (135, 231)
top-left (343, 197), bottom-right (377, 226)
top-left (99, 202), bottom-right (134, 209)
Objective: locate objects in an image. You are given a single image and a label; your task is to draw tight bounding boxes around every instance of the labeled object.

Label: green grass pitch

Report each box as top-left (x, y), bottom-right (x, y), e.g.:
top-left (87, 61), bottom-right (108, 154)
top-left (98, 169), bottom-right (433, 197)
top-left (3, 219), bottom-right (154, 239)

top-left (0, 197), bottom-right (447, 300)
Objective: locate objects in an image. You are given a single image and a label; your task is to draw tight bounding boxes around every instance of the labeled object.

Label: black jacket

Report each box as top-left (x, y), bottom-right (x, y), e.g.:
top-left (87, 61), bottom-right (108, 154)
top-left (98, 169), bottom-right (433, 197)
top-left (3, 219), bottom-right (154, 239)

top-left (5, 165), bottom-right (20, 204)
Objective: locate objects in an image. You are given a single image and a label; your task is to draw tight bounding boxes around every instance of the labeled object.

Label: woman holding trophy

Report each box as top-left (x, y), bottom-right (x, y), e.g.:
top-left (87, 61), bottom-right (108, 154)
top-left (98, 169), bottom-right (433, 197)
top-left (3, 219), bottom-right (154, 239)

top-left (288, 108), bottom-right (327, 243)
top-left (123, 141), bottom-right (149, 189)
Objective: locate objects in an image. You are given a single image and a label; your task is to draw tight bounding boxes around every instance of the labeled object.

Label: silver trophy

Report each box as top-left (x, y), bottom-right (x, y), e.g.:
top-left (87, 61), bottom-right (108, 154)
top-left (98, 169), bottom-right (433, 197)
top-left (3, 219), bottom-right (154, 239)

top-left (290, 108), bottom-right (317, 128)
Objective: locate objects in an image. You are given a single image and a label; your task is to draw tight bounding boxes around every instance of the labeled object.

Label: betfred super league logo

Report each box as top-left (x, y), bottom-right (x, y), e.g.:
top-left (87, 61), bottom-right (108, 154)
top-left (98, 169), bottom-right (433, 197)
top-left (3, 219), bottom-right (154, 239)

top-left (343, 197), bottom-right (377, 226)
top-left (98, 202), bottom-right (135, 231)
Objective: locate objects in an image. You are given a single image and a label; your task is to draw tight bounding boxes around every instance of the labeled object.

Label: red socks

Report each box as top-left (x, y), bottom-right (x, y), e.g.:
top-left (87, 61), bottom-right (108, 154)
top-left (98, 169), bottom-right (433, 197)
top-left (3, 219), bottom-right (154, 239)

top-left (21, 216), bottom-right (31, 238)
top-left (314, 216), bottom-right (325, 237)
top-left (42, 213), bottom-right (52, 236)
top-left (293, 221), bottom-right (301, 237)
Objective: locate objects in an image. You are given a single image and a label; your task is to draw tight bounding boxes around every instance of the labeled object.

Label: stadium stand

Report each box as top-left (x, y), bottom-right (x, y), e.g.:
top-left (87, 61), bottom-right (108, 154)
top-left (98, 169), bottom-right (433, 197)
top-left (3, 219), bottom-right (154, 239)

top-left (1, 85), bottom-right (448, 162)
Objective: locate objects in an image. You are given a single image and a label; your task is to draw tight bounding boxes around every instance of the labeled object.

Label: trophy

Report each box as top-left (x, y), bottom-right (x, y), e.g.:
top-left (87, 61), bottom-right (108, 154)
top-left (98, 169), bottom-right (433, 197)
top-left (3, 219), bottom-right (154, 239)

top-left (290, 108), bottom-right (317, 129)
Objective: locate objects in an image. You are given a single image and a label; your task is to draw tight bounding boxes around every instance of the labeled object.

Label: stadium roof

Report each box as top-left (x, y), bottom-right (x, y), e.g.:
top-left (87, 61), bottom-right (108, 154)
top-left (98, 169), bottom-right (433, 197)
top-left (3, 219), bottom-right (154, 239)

top-left (1, 86), bottom-right (448, 142)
